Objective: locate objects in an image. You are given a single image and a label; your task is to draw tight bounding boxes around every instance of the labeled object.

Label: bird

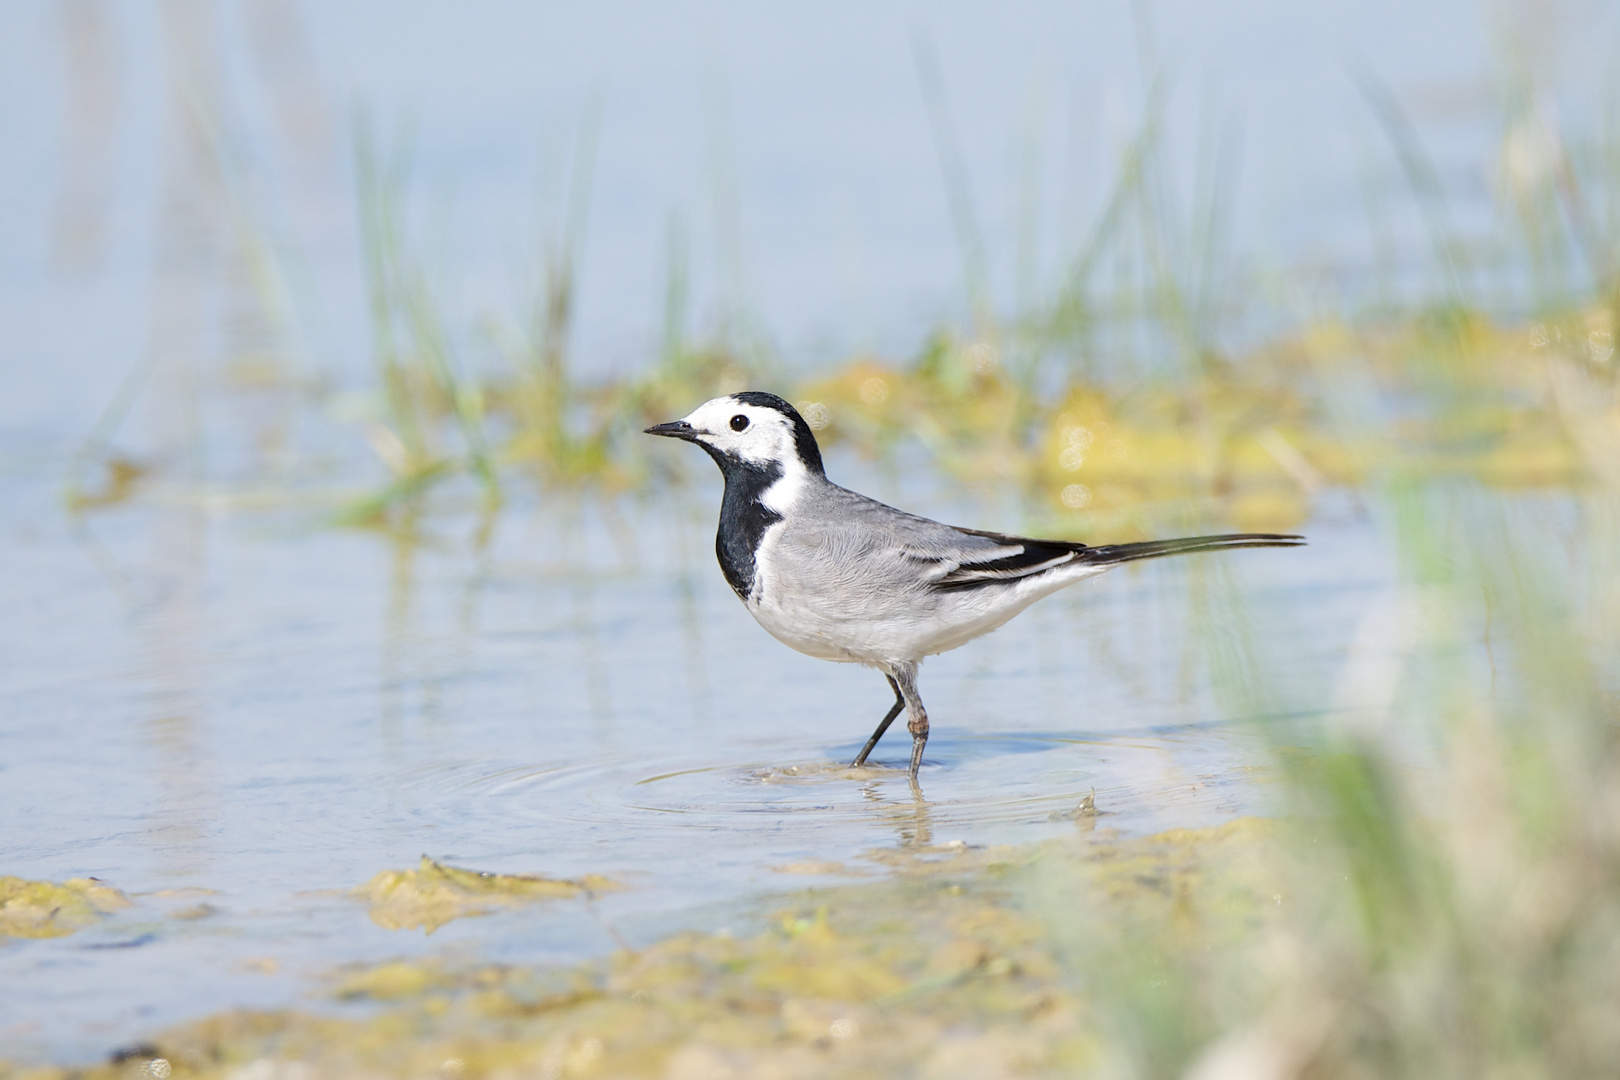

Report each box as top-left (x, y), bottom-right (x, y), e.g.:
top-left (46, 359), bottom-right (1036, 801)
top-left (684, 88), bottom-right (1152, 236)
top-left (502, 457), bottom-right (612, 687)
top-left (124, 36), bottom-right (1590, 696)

top-left (646, 391), bottom-right (1303, 787)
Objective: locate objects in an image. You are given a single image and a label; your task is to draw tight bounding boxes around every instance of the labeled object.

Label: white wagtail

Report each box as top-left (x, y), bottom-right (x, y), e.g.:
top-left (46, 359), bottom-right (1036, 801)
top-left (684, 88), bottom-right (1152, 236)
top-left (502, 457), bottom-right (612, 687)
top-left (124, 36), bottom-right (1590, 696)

top-left (647, 391), bottom-right (1303, 786)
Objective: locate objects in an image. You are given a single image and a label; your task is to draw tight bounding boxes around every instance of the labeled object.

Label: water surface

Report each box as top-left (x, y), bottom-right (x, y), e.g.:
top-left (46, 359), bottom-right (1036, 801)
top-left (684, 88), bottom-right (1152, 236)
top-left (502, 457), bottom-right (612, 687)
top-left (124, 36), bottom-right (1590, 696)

top-left (0, 451), bottom-right (1372, 1060)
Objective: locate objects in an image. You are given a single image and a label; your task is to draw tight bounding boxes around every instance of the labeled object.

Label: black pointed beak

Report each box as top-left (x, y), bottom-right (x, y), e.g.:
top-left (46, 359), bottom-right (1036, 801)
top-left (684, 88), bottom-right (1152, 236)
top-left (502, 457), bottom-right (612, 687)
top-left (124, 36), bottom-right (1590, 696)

top-left (645, 420), bottom-right (701, 442)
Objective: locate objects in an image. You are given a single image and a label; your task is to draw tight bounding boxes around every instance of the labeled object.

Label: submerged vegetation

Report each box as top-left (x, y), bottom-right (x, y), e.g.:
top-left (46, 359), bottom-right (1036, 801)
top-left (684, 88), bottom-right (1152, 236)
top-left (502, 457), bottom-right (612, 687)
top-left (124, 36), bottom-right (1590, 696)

top-left (358, 857), bottom-right (622, 934)
top-left (0, 877), bottom-right (130, 940)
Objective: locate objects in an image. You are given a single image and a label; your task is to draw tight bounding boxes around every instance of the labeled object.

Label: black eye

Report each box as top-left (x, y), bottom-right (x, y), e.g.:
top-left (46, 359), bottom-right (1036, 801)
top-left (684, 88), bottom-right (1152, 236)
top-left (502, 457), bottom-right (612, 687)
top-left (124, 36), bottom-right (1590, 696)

top-left (729, 414), bottom-right (750, 432)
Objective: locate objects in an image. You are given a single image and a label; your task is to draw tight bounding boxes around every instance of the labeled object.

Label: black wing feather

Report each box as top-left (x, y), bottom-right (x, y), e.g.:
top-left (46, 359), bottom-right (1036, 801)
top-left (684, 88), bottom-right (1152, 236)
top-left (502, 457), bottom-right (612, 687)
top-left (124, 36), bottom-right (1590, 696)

top-left (928, 528), bottom-right (1081, 590)
top-left (926, 528), bottom-right (1304, 592)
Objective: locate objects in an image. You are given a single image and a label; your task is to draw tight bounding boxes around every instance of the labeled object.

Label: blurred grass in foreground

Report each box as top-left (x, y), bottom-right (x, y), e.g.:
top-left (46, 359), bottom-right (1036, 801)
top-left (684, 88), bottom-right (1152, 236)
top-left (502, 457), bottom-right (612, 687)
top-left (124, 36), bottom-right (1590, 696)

top-left (1036, 314), bottom-right (1620, 1079)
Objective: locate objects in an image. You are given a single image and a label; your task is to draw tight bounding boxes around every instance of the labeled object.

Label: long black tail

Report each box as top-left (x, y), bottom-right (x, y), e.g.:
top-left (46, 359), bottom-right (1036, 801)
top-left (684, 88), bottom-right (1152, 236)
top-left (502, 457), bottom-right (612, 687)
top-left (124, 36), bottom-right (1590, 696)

top-left (1080, 532), bottom-right (1305, 566)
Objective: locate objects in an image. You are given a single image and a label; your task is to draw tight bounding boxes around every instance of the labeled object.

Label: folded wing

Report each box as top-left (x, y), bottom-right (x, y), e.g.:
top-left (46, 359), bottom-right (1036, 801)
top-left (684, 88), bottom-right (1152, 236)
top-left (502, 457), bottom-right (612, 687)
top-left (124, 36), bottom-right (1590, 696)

top-left (910, 527), bottom-right (1304, 593)
top-left (805, 484), bottom-right (1303, 597)
top-left (917, 530), bottom-right (1084, 589)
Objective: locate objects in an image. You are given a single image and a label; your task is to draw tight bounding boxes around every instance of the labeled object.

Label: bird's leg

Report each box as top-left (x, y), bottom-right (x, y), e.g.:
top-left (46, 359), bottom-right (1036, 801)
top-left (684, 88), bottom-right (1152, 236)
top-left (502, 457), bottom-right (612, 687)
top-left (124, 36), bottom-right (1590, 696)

top-left (851, 675), bottom-right (904, 767)
top-left (892, 663), bottom-right (929, 787)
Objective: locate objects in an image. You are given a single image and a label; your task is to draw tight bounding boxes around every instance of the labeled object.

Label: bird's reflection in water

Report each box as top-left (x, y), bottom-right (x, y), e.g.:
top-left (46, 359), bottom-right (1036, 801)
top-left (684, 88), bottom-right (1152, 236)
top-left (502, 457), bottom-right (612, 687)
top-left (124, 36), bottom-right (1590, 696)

top-left (862, 781), bottom-right (934, 849)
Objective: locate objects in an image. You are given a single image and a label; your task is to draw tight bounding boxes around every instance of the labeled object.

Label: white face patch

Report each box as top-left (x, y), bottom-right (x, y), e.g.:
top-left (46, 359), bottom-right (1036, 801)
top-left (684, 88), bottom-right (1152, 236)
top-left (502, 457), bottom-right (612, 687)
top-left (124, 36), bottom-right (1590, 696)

top-left (681, 396), bottom-right (809, 477)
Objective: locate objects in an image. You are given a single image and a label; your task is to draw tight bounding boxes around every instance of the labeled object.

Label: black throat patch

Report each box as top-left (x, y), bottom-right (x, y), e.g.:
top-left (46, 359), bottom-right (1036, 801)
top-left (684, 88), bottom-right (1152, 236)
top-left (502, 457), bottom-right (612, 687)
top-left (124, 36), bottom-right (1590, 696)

top-left (698, 444), bottom-right (784, 600)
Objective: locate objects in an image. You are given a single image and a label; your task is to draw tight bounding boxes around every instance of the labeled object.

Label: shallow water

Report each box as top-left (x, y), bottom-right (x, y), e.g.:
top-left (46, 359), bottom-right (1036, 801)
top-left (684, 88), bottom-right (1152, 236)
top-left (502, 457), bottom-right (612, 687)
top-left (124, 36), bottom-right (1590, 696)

top-left (0, 432), bottom-right (1379, 1060)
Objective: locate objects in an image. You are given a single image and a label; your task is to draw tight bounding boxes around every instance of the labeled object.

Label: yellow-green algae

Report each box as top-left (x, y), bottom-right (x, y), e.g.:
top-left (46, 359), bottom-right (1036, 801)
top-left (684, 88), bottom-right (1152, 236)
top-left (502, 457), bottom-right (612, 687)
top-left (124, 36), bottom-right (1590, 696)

top-left (3, 819), bottom-right (1283, 1080)
top-left (75, 289), bottom-right (1611, 539)
top-left (789, 310), bottom-right (1608, 535)
top-left (0, 876), bottom-right (130, 939)
top-left (359, 857), bottom-right (623, 933)
top-left (326, 302), bottom-right (1602, 531)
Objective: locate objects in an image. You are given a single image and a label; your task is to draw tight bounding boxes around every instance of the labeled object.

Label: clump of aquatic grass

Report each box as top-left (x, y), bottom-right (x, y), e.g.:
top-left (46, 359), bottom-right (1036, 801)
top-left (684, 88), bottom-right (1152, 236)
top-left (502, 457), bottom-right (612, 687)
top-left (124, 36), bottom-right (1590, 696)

top-left (343, 113), bottom-right (775, 516)
top-left (614, 215), bottom-right (778, 464)
top-left (346, 116), bottom-right (499, 522)
top-left (485, 99), bottom-right (627, 485)
top-left (797, 58), bottom-right (1276, 529)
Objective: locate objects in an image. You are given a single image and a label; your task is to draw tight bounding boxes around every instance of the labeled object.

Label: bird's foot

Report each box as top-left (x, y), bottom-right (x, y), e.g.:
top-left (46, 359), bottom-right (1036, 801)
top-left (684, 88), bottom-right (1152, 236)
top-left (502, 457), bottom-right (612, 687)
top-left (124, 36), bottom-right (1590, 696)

top-left (907, 729), bottom-right (927, 786)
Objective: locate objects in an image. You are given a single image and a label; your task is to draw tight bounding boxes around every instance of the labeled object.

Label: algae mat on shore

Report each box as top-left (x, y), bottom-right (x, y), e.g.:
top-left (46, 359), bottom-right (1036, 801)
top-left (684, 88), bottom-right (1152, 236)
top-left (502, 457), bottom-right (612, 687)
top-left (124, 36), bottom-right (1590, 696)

top-left (0, 877), bottom-right (130, 940)
top-left (358, 857), bottom-right (623, 934)
top-left (0, 819), bottom-right (1284, 1080)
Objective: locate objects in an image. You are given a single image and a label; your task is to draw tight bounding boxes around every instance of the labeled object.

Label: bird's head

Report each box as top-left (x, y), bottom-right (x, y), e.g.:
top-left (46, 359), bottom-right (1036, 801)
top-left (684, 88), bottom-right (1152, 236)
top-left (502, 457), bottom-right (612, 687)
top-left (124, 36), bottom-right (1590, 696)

top-left (645, 392), bottom-right (826, 480)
